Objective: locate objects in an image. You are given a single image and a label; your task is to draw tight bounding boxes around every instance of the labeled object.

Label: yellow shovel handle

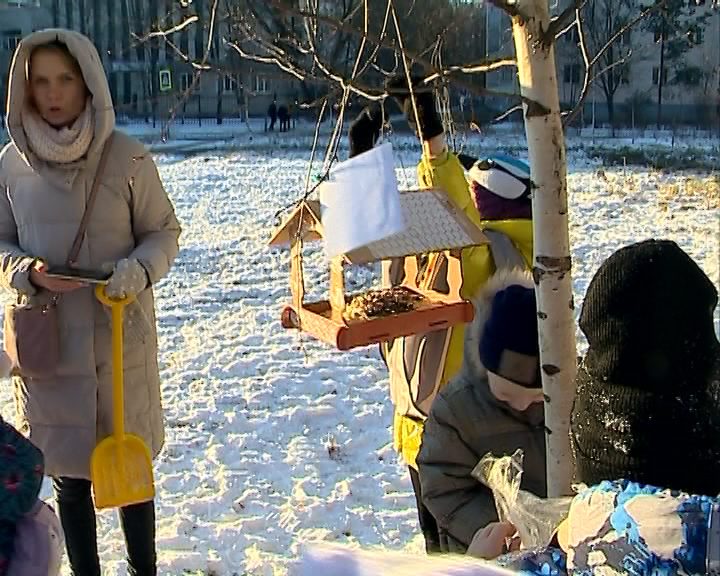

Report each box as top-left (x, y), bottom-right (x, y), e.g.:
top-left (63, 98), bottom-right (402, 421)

top-left (95, 285), bottom-right (134, 441)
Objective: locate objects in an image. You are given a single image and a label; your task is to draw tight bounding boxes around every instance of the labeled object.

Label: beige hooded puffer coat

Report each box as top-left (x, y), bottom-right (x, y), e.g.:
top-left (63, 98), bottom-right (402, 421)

top-left (0, 29), bottom-right (181, 479)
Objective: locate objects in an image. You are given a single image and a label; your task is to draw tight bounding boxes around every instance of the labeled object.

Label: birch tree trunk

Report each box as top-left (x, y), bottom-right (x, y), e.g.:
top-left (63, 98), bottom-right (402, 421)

top-left (511, 0), bottom-right (578, 497)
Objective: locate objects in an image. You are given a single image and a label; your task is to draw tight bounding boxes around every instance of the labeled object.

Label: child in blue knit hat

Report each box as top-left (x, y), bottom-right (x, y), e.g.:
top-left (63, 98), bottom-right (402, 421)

top-left (416, 268), bottom-right (547, 554)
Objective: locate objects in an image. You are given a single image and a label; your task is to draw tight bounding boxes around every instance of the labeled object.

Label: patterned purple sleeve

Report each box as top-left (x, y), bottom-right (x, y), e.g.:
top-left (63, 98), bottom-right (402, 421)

top-left (495, 547), bottom-right (567, 576)
top-left (0, 417), bottom-right (44, 523)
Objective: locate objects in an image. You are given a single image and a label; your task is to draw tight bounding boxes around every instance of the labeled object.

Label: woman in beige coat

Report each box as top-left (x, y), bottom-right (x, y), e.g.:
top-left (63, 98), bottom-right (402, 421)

top-left (0, 29), bottom-right (180, 576)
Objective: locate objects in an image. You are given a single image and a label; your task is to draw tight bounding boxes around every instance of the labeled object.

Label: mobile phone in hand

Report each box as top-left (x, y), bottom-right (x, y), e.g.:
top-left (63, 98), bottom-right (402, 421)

top-left (45, 266), bottom-right (111, 285)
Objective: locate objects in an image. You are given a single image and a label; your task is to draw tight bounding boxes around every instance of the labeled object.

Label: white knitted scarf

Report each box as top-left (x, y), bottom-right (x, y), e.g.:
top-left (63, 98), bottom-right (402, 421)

top-left (20, 100), bottom-right (95, 165)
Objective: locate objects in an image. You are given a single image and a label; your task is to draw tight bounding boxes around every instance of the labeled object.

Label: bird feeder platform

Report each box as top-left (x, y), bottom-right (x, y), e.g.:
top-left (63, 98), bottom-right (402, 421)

top-left (268, 187), bottom-right (488, 351)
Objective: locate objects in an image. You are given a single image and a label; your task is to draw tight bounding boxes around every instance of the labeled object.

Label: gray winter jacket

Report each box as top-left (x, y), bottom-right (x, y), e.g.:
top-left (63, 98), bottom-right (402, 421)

top-left (416, 268), bottom-right (547, 553)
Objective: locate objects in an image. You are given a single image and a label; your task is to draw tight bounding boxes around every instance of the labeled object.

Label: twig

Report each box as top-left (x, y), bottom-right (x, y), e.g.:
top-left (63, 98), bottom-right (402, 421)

top-left (541, 0), bottom-right (587, 47)
top-left (389, 0), bottom-right (425, 142)
top-left (486, 0), bottom-right (529, 21)
top-left (143, 15), bottom-right (199, 39)
top-left (156, 0), bottom-right (220, 137)
top-left (260, 0), bottom-right (520, 100)
top-left (563, 0), bottom-right (659, 126)
top-left (492, 105), bottom-right (524, 123)
top-left (563, 7), bottom-right (592, 126)
top-left (422, 57), bottom-right (517, 81)
top-left (225, 41), bottom-right (307, 81)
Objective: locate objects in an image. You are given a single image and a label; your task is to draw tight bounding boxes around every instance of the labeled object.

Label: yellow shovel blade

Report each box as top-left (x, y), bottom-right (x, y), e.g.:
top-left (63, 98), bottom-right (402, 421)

top-left (91, 434), bottom-right (154, 510)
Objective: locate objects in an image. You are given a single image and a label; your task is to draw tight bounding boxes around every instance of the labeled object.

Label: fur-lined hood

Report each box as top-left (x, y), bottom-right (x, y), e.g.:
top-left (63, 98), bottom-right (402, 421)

top-left (6, 28), bottom-right (115, 165)
top-left (459, 266), bottom-right (536, 385)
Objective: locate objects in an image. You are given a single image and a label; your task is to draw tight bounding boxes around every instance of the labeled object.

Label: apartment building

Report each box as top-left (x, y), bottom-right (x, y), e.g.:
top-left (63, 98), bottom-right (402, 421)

top-left (0, 1), bottom-right (51, 104)
top-left (1, 0), bottom-right (298, 120)
top-left (553, 0), bottom-right (720, 125)
top-left (476, 0), bottom-right (718, 126)
top-left (2, 0), bottom-right (716, 126)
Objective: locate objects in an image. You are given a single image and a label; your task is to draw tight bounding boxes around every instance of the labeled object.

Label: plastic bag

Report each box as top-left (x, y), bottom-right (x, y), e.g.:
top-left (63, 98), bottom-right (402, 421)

top-left (472, 449), bottom-right (574, 550)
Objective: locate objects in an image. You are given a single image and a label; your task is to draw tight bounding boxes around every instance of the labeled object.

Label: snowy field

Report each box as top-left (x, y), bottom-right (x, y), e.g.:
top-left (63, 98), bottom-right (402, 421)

top-left (1, 126), bottom-right (719, 575)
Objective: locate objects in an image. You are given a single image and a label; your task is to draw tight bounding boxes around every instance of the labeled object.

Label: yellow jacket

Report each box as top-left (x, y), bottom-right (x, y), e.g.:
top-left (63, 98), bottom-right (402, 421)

top-left (394, 151), bottom-right (534, 469)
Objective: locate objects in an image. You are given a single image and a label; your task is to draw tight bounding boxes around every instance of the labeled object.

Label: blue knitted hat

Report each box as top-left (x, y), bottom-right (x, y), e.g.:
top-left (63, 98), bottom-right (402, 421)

top-left (478, 284), bottom-right (540, 387)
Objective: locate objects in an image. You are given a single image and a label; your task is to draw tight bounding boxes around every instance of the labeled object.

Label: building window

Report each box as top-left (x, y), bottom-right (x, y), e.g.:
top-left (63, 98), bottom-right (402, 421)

top-left (563, 64), bottom-right (581, 84)
top-left (2, 30), bottom-right (21, 52)
top-left (180, 73), bottom-right (193, 92)
top-left (675, 66), bottom-right (703, 86)
top-left (158, 69), bottom-right (172, 92)
top-left (617, 64), bottom-right (630, 85)
top-left (255, 75), bottom-right (269, 94)
top-left (652, 66), bottom-right (668, 85)
top-left (689, 27), bottom-right (704, 44)
top-left (223, 74), bottom-right (238, 93)
top-left (564, 28), bottom-right (579, 44)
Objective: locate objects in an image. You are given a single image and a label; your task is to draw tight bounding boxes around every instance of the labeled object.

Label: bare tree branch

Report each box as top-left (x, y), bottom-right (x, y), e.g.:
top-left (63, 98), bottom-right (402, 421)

top-left (258, 0), bottom-right (518, 97)
top-left (226, 41), bottom-right (308, 81)
top-left (562, 6), bottom-right (592, 126)
top-left (541, 0), bottom-right (587, 46)
top-left (563, 0), bottom-right (661, 126)
top-left (144, 15), bottom-right (199, 39)
top-left (135, 0), bottom-right (666, 139)
top-left (158, 0), bottom-right (220, 135)
top-left (422, 57), bottom-right (517, 81)
top-left (492, 104), bottom-right (524, 123)
top-left (486, 0), bottom-right (530, 21)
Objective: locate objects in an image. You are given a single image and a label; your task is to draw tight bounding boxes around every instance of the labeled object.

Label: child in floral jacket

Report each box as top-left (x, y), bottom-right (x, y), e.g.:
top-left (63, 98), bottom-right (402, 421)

top-left (0, 415), bottom-right (44, 575)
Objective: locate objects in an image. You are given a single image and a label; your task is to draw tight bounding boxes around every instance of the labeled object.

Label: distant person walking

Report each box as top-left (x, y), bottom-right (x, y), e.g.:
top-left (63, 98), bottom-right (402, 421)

top-left (267, 100), bottom-right (277, 132)
top-left (278, 104), bottom-right (289, 132)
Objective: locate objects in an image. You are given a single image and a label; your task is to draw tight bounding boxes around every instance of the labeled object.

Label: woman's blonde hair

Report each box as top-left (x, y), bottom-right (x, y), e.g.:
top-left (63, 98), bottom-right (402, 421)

top-left (26, 39), bottom-right (90, 104)
top-left (28, 40), bottom-right (85, 81)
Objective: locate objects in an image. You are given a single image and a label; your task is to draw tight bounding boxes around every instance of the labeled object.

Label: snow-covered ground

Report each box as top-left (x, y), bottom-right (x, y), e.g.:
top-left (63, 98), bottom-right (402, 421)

top-left (1, 128), bottom-right (719, 575)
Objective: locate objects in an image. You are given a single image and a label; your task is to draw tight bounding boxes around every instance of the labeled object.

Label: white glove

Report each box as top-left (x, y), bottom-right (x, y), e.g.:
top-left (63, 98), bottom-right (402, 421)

top-left (105, 258), bottom-right (148, 299)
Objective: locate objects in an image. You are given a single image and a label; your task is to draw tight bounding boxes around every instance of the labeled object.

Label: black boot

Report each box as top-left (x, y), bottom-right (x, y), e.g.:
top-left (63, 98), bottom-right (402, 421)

top-left (120, 500), bottom-right (157, 576)
top-left (52, 477), bottom-right (101, 576)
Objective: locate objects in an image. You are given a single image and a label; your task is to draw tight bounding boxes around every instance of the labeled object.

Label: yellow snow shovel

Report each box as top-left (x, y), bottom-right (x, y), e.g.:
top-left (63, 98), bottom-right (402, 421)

top-left (91, 285), bottom-right (155, 509)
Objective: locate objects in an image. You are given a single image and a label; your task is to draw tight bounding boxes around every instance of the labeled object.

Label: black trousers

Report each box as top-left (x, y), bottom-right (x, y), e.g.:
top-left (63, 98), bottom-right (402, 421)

top-left (52, 477), bottom-right (156, 576)
top-left (408, 466), bottom-right (443, 554)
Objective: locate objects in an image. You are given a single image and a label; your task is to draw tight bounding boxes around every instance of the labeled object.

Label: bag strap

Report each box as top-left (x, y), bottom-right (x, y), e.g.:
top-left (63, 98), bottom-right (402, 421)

top-left (67, 134), bottom-right (114, 267)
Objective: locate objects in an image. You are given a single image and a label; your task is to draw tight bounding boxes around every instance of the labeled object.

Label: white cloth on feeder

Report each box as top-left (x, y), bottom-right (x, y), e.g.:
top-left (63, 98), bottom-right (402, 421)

top-left (320, 142), bottom-right (404, 258)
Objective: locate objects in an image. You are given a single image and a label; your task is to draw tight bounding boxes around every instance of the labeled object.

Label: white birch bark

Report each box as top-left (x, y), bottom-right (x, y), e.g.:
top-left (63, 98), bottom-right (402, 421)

top-left (511, 0), bottom-right (578, 497)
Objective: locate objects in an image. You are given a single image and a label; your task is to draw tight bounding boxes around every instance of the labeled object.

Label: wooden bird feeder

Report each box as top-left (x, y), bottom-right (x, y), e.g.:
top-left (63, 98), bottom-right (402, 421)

top-left (268, 187), bottom-right (489, 351)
